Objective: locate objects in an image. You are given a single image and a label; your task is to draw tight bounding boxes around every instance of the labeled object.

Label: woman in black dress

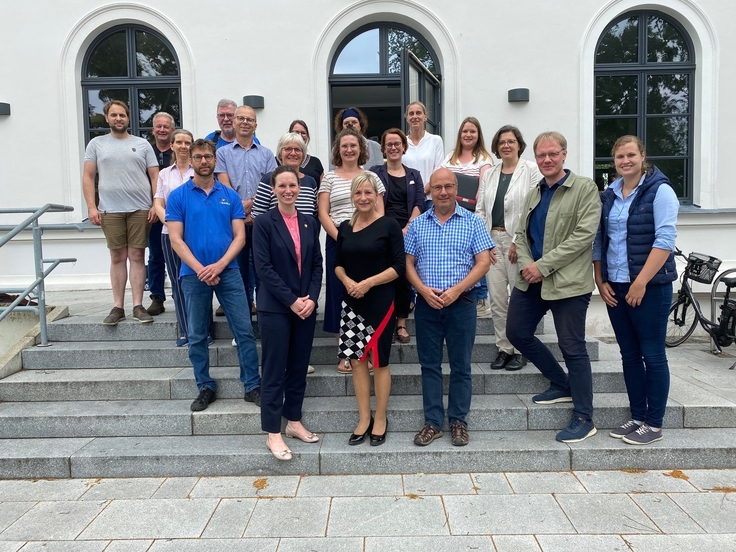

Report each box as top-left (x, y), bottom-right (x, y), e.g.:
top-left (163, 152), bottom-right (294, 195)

top-left (335, 173), bottom-right (405, 446)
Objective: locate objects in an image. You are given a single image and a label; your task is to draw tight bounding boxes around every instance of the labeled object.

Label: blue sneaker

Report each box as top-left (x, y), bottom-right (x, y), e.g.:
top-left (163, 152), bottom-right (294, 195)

top-left (532, 387), bottom-right (573, 404)
top-left (556, 417), bottom-right (597, 443)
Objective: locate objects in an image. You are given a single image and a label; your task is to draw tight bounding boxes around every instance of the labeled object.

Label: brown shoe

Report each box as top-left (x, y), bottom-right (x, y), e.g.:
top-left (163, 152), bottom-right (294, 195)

top-left (102, 307), bottom-right (125, 326)
top-left (132, 305), bottom-right (154, 324)
top-left (414, 423), bottom-right (443, 446)
top-left (147, 295), bottom-right (165, 315)
top-left (215, 305), bottom-right (225, 316)
top-left (396, 325), bottom-right (411, 344)
top-left (450, 420), bottom-right (469, 446)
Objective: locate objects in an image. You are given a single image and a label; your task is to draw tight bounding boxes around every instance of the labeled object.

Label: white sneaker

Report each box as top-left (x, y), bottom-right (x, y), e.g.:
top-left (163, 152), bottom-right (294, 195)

top-left (307, 365), bottom-right (315, 374)
top-left (476, 298), bottom-right (491, 317)
top-left (231, 338), bottom-right (237, 347)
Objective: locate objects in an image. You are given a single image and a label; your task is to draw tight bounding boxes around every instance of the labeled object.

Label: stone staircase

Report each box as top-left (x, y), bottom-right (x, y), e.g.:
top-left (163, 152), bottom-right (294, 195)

top-left (1, 311), bottom-right (735, 479)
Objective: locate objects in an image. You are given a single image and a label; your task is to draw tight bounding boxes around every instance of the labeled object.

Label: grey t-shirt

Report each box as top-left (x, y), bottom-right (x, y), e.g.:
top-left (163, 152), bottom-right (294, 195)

top-left (84, 134), bottom-right (157, 213)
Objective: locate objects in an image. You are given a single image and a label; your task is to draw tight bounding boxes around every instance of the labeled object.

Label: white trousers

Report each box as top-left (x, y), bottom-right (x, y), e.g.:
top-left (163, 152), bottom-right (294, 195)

top-left (487, 229), bottom-right (519, 355)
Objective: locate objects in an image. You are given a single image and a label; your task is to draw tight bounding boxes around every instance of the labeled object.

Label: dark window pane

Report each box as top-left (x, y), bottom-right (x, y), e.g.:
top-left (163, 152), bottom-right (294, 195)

top-left (649, 158), bottom-right (685, 197)
top-left (595, 162), bottom-right (617, 191)
top-left (425, 79), bottom-right (436, 122)
top-left (333, 29), bottom-right (380, 74)
top-left (647, 74), bottom-right (689, 114)
top-left (138, 88), bottom-right (180, 127)
top-left (86, 31), bottom-right (128, 78)
top-left (135, 30), bottom-right (179, 77)
top-left (89, 130), bottom-right (108, 140)
top-left (646, 116), bottom-right (688, 156)
top-left (647, 16), bottom-right (690, 63)
top-left (596, 16), bottom-right (639, 64)
top-left (387, 28), bottom-right (435, 74)
top-left (596, 75), bottom-right (638, 115)
top-left (88, 89), bottom-right (130, 129)
top-left (595, 118), bottom-right (638, 157)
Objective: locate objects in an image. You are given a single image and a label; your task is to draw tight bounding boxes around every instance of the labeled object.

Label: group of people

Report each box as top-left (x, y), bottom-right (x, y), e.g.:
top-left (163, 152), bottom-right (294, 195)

top-left (82, 97), bottom-right (678, 461)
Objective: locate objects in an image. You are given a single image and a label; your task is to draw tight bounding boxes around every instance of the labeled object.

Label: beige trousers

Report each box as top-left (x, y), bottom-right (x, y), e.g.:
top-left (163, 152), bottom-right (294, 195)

top-left (487, 229), bottom-right (519, 355)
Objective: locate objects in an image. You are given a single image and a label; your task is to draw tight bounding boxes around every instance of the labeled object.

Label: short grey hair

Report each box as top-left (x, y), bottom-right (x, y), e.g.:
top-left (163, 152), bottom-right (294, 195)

top-left (152, 112), bottom-right (175, 127)
top-left (276, 132), bottom-right (306, 162)
top-left (217, 99), bottom-right (237, 111)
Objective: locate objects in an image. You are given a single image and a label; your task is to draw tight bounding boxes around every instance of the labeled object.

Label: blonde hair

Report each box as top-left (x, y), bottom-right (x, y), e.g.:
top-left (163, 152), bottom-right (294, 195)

top-left (448, 117), bottom-right (491, 166)
top-left (349, 173), bottom-right (381, 226)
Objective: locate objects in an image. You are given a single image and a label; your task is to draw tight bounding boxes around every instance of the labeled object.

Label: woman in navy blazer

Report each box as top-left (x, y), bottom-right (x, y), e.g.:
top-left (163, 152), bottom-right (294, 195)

top-left (253, 165), bottom-right (323, 461)
top-left (370, 128), bottom-right (424, 344)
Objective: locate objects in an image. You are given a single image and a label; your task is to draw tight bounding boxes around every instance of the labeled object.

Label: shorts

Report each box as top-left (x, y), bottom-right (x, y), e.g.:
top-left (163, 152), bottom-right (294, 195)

top-left (100, 210), bottom-right (151, 250)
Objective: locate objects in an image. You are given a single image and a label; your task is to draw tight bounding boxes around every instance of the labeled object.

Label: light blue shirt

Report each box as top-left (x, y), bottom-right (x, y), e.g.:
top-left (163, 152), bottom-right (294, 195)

top-left (215, 140), bottom-right (277, 201)
top-left (593, 175), bottom-right (679, 283)
top-left (405, 203), bottom-right (495, 291)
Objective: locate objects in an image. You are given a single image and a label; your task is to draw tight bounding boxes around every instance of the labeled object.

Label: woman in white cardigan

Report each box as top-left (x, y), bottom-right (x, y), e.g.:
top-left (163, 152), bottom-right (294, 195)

top-left (476, 125), bottom-right (542, 372)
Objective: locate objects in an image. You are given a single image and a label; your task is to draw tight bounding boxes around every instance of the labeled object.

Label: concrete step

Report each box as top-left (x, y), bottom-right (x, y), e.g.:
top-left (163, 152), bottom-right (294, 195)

top-left (2, 429), bottom-right (734, 479)
top-left (21, 334), bottom-right (600, 370)
top-left (46, 313), bottom-right (545, 342)
top-left (0, 361), bottom-right (627, 402)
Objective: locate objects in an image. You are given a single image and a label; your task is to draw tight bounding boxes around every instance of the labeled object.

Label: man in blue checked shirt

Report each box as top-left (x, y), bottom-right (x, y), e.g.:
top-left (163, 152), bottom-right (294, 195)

top-left (405, 167), bottom-right (496, 447)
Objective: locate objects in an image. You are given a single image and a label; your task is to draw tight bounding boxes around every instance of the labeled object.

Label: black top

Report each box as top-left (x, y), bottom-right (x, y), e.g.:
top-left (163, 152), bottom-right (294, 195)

top-left (385, 173), bottom-right (409, 228)
top-left (492, 171), bottom-right (512, 227)
top-left (152, 143), bottom-right (173, 170)
top-left (301, 155), bottom-right (324, 184)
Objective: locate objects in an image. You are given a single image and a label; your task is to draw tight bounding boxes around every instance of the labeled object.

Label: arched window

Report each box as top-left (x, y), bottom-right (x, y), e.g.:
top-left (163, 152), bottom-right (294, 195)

top-left (329, 23), bottom-right (441, 139)
top-left (82, 25), bottom-right (181, 143)
top-left (594, 11), bottom-right (694, 202)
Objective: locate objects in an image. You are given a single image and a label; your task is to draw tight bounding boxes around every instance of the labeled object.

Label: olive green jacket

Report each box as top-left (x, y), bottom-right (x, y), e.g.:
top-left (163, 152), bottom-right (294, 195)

top-left (514, 171), bottom-right (601, 300)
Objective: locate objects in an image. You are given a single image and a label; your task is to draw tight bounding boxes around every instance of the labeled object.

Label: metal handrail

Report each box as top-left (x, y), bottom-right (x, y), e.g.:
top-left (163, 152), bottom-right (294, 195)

top-left (0, 204), bottom-right (78, 346)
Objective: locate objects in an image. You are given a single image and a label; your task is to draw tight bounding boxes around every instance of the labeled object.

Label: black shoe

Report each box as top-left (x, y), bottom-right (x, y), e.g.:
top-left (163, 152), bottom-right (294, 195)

top-left (505, 354), bottom-right (527, 371)
top-left (244, 387), bottom-right (261, 407)
top-left (490, 351), bottom-right (511, 370)
top-left (348, 417), bottom-right (374, 446)
top-left (370, 419), bottom-right (388, 446)
top-left (190, 388), bottom-right (216, 412)
top-left (147, 295), bottom-right (165, 316)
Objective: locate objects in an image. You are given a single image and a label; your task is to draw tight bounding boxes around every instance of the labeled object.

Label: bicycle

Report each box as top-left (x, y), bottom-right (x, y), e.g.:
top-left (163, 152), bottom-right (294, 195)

top-left (666, 247), bottom-right (736, 368)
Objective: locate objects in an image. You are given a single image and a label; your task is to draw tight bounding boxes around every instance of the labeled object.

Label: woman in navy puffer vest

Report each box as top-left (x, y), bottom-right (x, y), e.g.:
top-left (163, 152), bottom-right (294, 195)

top-left (593, 135), bottom-right (679, 446)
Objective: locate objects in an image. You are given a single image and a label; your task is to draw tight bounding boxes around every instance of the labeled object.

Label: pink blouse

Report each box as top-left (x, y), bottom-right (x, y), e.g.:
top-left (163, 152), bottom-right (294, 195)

top-left (280, 209), bottom-right (302, 275)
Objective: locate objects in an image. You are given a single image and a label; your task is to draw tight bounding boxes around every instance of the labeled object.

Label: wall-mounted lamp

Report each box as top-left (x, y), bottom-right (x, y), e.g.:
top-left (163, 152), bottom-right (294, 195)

top-left (508, 89), bottom-right (530, 103)
top-left (0, 103), bottom-right (10, 115)
top-left (242, 95), bottom-right (264, 109)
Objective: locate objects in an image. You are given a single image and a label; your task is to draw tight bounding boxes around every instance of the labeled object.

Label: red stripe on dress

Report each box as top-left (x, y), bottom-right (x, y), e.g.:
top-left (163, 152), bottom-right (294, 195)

top-left (360, 301), bottom-right (395, 368)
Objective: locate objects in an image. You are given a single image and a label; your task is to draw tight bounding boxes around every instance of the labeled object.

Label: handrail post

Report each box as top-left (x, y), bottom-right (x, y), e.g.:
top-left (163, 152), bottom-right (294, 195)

top-left (32, 218), bottom-right (50, 346)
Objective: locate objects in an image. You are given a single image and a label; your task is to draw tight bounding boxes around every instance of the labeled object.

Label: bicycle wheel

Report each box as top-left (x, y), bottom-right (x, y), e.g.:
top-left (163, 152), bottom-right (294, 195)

top-left (665, 297), bottom-right (698, 347)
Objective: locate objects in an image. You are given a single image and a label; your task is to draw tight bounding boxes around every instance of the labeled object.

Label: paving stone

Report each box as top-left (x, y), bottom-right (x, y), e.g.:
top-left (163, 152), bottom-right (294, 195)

top-left (278, 537), bottom-right (364, 552)
top-left (48, 313), bottom-right (179, 342)
top-left (505, 471), bottom-right (587, 494)
top-left (668, 493), bottom-right (736, 533)
top-left (444, 494), bottom-right (575, 534)
top-left (366, 536), bottom-right (494, 551)
top-left (0, 479), bottom-right (90, 501)
top-left (328, 496), bottom-right (447, 536)
top-left (152, 477), bottom-right (199, 499)
top-left (1, 500), bottom-right (108, 541)
top-left (629, 493), bottom-right (704, 534)
top-left (244, 497), bottom-right (330, 538)
top-left (575, 469), bottom-right (698, 493)
top-left (555, 494), bottom-right (659, 534)
top-left (16, 543), bottom-right (108, 551)
top-left (147, 539), bottom-right (278, 551)
top-left (470, 473), bottom-right (514, 494)
top-left (402, 473), bottom-right (477, 495)
top-left (493, 535), bottom-right (541, 551)
top-left (536, 535), bottom-right (630, 551)
top-left (79, 477), bottom-right (165, 500)
top-left (682, 468), bottom-right (736, 491)
top-left (104, 541), bottom-right (154, 552)
top-left (296, 475), bottom-right (402, 497)
top-left (0, 502), bottom-right (34, 533)
top-left (319, 431), bottom-right (570, 475)
top-left (0, 400), bottom-right (192, 438)
top-left (0, 368), bottom-right (180, 402)
top-left (70, 436), bottom-right (319, 478)
top-left (79, 498), bottom-right (219, 539)
top-left (190, 476), bottom-right (300, 498)
top-left (201, 498), bottom-right (256, 538)
top-left (0, 543), bottom-right (25, 552)
top-left (624, 534), bottom-right (736, 551)
top-left (0, 438), bottom-right (92, 479)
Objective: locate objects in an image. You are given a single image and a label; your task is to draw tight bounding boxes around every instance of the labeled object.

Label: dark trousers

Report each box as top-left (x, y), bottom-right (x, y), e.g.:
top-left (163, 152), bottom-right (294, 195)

top-left (507, 283), bottom-right (593, 420)
top-left (607, 281), bottom-right (672, 428)
top-left (394, 275), bottom-right (413, 319)
top-left (323, 234), bottom-right (344, 334)
top-left (146, 220), bottom-right (166, 300)
top-left (236, 224), bottom-right (256, 316)
top-left (259, 310), bottom-right (316, 433)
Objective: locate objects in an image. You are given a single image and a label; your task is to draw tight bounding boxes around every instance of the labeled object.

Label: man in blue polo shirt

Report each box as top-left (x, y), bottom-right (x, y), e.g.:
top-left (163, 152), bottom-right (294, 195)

top-left (405, 167), bottom-right (496, 447)
top-left (166, 139), bottom-right (261, 412)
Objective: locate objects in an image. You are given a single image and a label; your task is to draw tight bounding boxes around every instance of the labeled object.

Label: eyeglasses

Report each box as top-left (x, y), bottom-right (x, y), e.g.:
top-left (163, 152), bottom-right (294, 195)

top-left (282, 147), bottom-right (302, 154)
top-left (235, 116), bottom-right (256, 124)
top-left (217, 113), bottom-right (234, 120)
top-left (498, 140), bottom-right (518, 147)
top-left (534, 150), bottom-right (564, 160)
top-left (385, 142), bottom-right (403, 150)
top-left (430, 184), bottom-right (457, 192)
top-left (192, 154), bottom-right (215, 162)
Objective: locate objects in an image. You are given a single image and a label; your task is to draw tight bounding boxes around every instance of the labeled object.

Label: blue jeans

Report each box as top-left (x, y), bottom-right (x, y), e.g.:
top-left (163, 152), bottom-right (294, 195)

top-left (415, 289), bottom-right (477, 429)
top-left (606, 281), bottom-right (672, 428)
top-left (507, 283), bottom-right (593, 420)
top-left (236, 225), bottom-right (257, 316)
top-left (477, 276), bottom-right (488, 301)
top-left (146, 220), bottom-right (166, 300)
top-left (181, 269), bottom-right (260, 392)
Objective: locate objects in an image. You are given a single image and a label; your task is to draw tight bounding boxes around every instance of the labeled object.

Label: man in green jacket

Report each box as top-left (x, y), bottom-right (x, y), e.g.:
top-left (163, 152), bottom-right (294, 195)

top-left (507, 131), bottom-right (601, 443)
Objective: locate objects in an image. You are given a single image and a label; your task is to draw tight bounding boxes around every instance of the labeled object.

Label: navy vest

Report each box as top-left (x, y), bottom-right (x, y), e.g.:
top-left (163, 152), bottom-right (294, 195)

top-left (599, 166), bottom-right (677, 285)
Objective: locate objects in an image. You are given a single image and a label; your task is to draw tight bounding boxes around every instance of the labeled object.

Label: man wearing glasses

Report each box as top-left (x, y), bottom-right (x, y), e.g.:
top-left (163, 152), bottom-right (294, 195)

top-left (507, 131), bottom-right (601, 443)
top-left (166, 139), bottom-right (260, 411)
top-left (405, 168), bottom-right (495, 447)
top-left (205, 99), bottom-right (262, 150)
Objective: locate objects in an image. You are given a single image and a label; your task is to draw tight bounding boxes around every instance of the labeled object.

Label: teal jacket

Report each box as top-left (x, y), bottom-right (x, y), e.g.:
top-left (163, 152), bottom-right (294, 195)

top-left (514, 171), bottom-right (601, 300)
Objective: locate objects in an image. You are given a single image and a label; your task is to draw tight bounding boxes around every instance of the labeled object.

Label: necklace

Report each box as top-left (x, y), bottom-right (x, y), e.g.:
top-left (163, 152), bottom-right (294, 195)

top-left (353, 216), bottom-right (377, 232)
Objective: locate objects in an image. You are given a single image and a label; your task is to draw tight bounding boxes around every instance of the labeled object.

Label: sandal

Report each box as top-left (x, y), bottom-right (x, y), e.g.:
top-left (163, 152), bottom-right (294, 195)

top-left (337, 359), bottom-right (352, 374)
top-left (396, 325), bottom-right (411, 344)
